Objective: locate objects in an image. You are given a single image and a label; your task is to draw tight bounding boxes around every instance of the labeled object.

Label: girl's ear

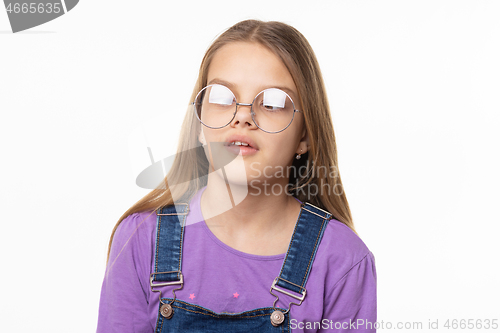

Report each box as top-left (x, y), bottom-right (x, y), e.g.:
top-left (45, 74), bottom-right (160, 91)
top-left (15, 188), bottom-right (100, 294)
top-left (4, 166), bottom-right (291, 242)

top-left (198, 130), bottom-right (206, 145)
top-left (297, 127), bottom-right (309, 154)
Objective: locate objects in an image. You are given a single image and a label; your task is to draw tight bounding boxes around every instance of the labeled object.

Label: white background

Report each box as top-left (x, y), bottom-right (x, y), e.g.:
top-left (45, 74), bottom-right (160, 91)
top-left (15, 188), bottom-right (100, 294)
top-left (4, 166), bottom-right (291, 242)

top-left (1, 1), bottom-right (499, 332)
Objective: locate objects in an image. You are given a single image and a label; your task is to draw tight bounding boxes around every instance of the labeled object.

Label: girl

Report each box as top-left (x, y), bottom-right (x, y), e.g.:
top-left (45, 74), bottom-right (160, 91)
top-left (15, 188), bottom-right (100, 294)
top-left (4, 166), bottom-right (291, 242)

top-left (97, 19), bottom-right (376, 332)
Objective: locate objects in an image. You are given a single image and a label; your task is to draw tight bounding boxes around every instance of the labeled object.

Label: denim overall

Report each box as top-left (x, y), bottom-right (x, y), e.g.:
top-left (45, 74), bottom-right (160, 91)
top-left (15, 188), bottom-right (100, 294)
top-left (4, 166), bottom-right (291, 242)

top-left (150, 200), bottom-right (332, 333)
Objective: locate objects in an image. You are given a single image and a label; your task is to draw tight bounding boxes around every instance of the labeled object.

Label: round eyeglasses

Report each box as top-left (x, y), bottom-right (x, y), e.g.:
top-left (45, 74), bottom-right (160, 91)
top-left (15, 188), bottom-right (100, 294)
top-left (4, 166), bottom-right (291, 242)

top-left (192, 84), bottom-right (302, 134)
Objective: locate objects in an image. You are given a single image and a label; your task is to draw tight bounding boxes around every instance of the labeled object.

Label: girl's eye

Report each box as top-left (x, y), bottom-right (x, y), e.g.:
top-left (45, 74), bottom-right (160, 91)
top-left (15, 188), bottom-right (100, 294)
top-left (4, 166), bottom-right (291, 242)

top-left (258, 89), bottom-right (289, 112)
top-left (261, 103), bottom-right (284, 112)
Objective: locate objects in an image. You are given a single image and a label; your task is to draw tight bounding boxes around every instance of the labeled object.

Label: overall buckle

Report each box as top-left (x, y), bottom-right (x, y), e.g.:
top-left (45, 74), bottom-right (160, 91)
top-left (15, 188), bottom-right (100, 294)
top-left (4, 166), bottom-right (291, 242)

top-left (157, 203), bottom-right (190, 216)
top-left (150, 271), bottom-right (184, 320)
top-left (270, 277), bottom-right (307, 303)
top-left (150, 271), bottom-right (184, 288)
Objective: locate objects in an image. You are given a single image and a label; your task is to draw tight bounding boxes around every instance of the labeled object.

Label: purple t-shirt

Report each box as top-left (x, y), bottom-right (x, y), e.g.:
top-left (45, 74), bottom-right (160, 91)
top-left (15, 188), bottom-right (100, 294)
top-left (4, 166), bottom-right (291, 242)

top-left (97, 186), bottom-right (377, 332)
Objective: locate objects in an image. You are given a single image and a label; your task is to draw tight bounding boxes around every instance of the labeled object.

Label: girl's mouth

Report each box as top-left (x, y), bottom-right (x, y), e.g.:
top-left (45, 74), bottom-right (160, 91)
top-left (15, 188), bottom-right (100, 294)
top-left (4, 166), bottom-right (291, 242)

top-left (225, 141), bottom-right (259, 156)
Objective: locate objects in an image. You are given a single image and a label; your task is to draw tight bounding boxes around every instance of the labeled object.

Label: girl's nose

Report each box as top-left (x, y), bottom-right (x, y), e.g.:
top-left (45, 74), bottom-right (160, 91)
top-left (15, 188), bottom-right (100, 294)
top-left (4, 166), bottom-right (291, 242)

top-left (231, 103), bottom-right (256, 128)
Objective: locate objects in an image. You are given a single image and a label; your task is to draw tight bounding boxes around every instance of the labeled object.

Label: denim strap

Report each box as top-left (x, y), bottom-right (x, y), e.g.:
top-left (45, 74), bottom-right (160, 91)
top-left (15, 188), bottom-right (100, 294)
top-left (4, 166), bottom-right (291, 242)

top-left (152, 203), bottom-right (189, 282)
top-left (275, 202), bottom-right (332, 294)
top-left (152, 200), bottom-right (332, 293)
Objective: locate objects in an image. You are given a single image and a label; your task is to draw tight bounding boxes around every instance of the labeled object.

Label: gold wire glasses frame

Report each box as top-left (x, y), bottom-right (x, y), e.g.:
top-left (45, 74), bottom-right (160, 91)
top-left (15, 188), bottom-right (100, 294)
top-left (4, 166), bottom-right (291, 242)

top-left (192, 84), bottom-right (302, 134)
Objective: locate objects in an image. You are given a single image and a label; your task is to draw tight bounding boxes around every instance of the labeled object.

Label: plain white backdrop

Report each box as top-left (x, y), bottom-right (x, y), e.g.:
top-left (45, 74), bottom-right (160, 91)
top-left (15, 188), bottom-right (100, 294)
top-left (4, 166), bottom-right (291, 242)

top-left (1, 1), bottom-right (499, 332)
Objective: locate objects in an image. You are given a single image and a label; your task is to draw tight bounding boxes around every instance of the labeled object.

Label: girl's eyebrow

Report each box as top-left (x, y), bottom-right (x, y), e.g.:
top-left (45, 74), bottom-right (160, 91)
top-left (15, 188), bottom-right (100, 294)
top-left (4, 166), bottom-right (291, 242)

top-left (207, 78), bottom-right (237, 90)
top-left (207, 78), bottom-right (298, 101)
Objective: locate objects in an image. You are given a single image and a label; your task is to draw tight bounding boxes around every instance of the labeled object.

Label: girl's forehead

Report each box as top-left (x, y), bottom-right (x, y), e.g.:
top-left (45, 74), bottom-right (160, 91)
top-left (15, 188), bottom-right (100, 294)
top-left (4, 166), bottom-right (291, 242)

top-left (207, 42), bottom-right (297, 97)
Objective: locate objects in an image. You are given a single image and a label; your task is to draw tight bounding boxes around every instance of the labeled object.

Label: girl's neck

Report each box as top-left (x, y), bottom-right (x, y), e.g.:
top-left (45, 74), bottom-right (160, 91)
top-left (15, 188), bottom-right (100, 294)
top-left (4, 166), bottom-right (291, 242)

top-left (200, 174), bottom-right (301, 255)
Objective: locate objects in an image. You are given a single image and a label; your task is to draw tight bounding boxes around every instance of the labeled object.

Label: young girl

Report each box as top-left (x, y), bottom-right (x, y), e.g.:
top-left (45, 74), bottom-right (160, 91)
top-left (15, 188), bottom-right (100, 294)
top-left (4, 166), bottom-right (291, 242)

top-left (97, 19), bottom-right (376, 332)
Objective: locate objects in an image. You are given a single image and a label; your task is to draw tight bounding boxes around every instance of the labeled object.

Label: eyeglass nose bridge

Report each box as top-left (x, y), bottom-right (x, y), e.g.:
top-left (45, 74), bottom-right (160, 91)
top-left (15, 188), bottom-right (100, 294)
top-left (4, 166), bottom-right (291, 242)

top-left (235, 102), bottom-right (253, 108)
top-left (234, 102), bottom-right (255, 116)
top-left (232, 102), bottom-right (257, 128)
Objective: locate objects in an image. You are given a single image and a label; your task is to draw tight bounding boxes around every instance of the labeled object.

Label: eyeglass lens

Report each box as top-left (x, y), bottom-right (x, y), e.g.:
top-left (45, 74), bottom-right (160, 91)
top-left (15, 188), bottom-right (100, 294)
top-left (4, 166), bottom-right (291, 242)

top-left (194, 84), bottom-right (295, 132)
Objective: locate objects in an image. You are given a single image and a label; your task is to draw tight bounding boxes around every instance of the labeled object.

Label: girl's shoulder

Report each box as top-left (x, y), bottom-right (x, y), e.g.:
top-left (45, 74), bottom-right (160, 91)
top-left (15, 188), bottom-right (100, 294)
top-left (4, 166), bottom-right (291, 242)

top-left (315, 218), bottom-right (375, 275)
top-left (323, 218), bottom-right (371, 253)
top-left (113, 211), bottom-right (157, 242)
top-left (108, 211), bottom-right (157, 262)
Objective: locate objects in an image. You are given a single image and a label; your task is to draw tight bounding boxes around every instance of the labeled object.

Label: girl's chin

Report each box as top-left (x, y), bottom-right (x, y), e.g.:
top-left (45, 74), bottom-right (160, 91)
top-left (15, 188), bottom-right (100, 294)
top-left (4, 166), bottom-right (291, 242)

top-left (213, 168), bottom-right (250, 186)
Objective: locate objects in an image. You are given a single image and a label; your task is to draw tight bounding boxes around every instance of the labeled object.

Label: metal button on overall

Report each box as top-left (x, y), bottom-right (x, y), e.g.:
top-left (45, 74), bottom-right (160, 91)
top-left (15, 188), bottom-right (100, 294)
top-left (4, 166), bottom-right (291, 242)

top-left (270, 310), bottom-right (285, 326)
top-left (160, 304), bottom-right (173, 319)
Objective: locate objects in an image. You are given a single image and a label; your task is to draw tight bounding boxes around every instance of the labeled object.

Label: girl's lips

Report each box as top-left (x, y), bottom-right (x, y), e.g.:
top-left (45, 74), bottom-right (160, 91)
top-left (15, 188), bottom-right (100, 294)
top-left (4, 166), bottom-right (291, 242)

top-left (225, 134), bottom-right (259, 150)
top-left (225, 144), bottom-right (259, 156)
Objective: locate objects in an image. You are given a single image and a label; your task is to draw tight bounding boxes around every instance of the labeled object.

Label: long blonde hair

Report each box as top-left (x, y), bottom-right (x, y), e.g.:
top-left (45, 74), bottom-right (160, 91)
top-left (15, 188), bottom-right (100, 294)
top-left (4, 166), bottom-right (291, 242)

top-left (107, 19), bottom-right (354, 261)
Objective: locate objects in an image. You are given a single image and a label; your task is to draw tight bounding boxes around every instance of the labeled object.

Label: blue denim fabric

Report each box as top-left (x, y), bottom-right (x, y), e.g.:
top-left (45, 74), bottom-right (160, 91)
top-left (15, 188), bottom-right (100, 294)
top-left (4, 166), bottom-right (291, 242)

top-left (276, 203), bottom-right (332, 294)
top-left (151, 203), bottom-right (189, 283)
top-left (155, 299), bottom-right (289, 333)
top-left (152, 201), bottom-right (332, 332)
